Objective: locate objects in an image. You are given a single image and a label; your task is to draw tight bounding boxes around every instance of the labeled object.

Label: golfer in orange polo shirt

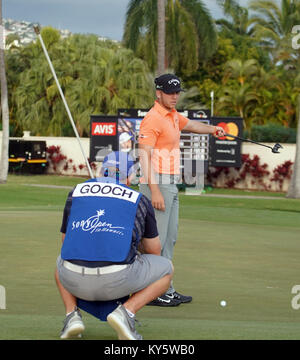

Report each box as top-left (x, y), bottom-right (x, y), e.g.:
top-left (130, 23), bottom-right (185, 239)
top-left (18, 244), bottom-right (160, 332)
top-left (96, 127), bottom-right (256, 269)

top-left (139, 73), bottom-right (225, 306)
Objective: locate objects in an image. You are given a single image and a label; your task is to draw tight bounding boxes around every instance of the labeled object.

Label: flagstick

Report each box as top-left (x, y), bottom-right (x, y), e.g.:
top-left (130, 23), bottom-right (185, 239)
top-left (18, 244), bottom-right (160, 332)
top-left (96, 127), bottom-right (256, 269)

top-left (34, 26), bottom-right (94, 178)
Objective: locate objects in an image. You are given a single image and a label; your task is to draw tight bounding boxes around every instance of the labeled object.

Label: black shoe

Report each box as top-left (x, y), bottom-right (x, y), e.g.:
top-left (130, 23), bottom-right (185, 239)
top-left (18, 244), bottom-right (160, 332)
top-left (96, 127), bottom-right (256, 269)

top-left (147, 294), bottom-right (181, 307)
top-left (170, 291), bottom-right (193, 304)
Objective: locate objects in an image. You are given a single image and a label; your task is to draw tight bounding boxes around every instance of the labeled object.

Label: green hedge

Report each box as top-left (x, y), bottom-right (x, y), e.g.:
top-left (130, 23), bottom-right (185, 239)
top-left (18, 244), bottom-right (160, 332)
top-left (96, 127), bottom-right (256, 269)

top-left (244, 124), bottom-right (296, 143)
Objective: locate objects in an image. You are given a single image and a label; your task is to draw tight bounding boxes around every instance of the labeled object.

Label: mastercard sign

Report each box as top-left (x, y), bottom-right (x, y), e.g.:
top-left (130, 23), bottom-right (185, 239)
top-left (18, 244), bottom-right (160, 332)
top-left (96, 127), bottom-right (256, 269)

top-left (210, 117), bottom-right (243, 167)
top-left (216, 122), bottom-right (239, 140)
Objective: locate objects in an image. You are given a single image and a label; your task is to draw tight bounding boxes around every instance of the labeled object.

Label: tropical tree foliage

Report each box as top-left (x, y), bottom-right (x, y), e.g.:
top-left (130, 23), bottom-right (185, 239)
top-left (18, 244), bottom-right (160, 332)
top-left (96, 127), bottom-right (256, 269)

top-left (7, 28), bottom-right (154, 136)
top-left (0, 0), bottom-right (9, 184)
top-left (3, 0), bottom-right (300, 137)
top-left (3, 0), bottom-right (300, 195)
top-left (188, 0), bottom-right (300, 132)
top-left (216, 0), bottom-right (257, 61)
top-left (287, 96), bottom-right (300, 198)
top-left (157, 0), bottom-right (166, 75)
top-left (123, 0), bottom-right (217, 75)
top-left (249, 0), bottom-right (300, 65)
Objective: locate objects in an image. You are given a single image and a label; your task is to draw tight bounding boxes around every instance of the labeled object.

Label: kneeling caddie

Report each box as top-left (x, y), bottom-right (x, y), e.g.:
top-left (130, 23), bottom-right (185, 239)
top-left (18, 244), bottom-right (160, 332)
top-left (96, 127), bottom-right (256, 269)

top-left (55, 151), bottom-right (174, 340)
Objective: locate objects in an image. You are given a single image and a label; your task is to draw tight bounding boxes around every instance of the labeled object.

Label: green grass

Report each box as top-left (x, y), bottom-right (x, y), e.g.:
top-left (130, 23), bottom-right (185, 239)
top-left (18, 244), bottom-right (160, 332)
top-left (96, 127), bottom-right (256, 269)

top-left (1, 175), bottom-right (300, 340)
top-left (189, 186), bottom-right (286, 198)
top-left (7, 174), bottom-right (88, 186)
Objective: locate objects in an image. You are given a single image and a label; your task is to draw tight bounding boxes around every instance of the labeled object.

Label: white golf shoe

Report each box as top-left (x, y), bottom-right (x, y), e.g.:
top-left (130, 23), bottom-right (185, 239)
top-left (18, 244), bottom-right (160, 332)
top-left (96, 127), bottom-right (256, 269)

top-left (107, 304), bottom-right (143, 340)
top-left (60, 307), bottom-right (85, 339)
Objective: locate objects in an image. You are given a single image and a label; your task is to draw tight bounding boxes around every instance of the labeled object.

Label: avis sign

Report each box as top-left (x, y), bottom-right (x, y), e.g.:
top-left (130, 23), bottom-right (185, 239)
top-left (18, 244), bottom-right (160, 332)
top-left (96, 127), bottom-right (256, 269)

top-left (92, 122), bottom-right (117, 136)
top-left (90, 116), bottom-right (119, 162)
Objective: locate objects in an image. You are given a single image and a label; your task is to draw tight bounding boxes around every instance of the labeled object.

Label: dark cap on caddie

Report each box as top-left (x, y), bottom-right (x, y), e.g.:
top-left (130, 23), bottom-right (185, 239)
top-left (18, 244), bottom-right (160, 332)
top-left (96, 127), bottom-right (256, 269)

top-left (154, 73), bottom-right (184, 94)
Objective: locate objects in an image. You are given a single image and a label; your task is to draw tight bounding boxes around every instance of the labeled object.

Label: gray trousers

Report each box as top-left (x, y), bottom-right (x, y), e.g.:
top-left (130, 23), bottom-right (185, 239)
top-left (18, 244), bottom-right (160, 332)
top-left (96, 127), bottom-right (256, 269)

top-left (57, 254), bottom-right (172, 301)
top-left (139, 182), bottom-right (179, 294)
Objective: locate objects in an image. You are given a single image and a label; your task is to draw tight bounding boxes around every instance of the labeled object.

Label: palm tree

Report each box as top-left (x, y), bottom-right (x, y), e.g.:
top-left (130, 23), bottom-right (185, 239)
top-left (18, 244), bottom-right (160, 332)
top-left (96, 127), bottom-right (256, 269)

top-left (216, 0), bottom-right (276, 66)
top-left (11, 33), bottom-right (154, 137)
top-left (249, 0), bottom-right (300, 64)
top-left (217, 58), bottom-right (260, 129)
top-left (223, 59), bottom-right (260, 85)
top-left (123, 0), bottom-right (217, 75)
top-left (176, 86), bottom-right (204, 109)
top-left (217, 0), bottom-right (254, 37)
top-left (219, 57), bottom-right (295, 129)
top-left (249, 68), bottom-right (295, 127)
top-left (216, 83), bottom-right (260, 130)
top-left (287, 94), bottom-right (300, 198)
top-left (219, 58), bottom-right (261, 129)
top-left (249, 0), bottom-right (300, 194)
top-left (0, 0), bottom-right (9, 184)
top-left (157, 0), bottom-right (165, 75)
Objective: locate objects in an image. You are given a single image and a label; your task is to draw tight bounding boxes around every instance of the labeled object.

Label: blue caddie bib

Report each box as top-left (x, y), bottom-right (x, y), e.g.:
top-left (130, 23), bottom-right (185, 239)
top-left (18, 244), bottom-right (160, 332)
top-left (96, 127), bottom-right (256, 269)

top-left (61, 178), bottom-right (141, 262)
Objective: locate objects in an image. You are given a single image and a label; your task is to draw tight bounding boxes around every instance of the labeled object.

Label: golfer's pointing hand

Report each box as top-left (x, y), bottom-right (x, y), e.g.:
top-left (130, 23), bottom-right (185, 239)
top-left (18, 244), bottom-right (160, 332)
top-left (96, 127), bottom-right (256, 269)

top-left (213, 126), bottom-right (226, 138)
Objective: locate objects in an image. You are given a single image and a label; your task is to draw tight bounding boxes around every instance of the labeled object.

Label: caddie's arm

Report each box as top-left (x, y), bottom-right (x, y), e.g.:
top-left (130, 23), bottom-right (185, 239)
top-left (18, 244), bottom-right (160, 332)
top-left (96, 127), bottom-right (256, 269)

top-left (139, 144), bottom-right (165, 211)
top-left (183, 119), bottom-right (225, 137)
top-left (139, 236), bottom-right (161, 256)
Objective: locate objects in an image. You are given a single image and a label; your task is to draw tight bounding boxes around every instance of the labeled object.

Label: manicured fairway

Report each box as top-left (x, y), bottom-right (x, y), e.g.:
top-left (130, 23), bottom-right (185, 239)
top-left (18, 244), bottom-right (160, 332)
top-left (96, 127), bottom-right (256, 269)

top-left (1, 175), bottom-right (300, 340)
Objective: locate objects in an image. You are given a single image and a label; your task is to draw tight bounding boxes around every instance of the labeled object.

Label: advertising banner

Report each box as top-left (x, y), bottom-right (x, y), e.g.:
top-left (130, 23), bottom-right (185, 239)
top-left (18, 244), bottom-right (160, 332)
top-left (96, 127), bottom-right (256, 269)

top-left (209, 117), bottom-right (243, 167)
top-left (90, 115), bottom-right (118, 162)
top-left (90, 112), bottom-right (243, 171)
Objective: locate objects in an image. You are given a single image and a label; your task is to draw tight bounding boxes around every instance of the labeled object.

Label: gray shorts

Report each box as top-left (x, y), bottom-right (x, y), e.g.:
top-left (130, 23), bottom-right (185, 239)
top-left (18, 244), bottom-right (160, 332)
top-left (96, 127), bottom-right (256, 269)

top-left (56, 254), bottom-right (172, 301)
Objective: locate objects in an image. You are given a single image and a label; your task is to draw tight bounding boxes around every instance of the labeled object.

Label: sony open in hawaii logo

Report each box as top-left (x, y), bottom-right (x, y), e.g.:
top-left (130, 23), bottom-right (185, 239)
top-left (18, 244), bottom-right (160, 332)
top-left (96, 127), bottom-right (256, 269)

top-left (71, 209), bottom-right (125, 236)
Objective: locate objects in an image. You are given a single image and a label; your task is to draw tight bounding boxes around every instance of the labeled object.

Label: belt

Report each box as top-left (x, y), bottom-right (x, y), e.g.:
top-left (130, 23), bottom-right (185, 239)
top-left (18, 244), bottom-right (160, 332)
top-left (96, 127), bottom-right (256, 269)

top-left (62, 260), bottom-right (128, 275)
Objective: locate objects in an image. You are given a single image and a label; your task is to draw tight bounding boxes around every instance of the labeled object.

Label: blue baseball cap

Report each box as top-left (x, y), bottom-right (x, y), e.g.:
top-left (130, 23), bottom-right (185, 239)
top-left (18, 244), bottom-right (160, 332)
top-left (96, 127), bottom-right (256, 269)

top-left (101, 151), bottom-right (135, 180)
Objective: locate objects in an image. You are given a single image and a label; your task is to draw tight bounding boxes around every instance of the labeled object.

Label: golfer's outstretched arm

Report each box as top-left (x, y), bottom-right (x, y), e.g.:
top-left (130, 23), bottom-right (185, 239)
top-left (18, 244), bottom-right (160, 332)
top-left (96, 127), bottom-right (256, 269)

top-left (183, 120), bottom-right (225, 137)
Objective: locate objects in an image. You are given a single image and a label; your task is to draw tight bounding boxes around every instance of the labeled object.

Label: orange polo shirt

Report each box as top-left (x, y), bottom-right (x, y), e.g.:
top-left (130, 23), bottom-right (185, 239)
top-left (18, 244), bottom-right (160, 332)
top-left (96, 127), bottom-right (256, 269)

top-left (138, 101), bottom-right (189, 175)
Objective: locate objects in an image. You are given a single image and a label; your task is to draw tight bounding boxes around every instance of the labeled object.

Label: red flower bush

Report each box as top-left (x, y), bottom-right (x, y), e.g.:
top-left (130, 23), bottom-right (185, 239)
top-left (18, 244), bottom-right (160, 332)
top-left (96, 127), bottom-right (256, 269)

top-left (270, 161), bottom-right (293, 191)
top-left (207, 154), bottom-right (293, 191)
top-left (46, 145), bottom-right (67, 172)
top-left (46, 145), bottom-right (96, 175)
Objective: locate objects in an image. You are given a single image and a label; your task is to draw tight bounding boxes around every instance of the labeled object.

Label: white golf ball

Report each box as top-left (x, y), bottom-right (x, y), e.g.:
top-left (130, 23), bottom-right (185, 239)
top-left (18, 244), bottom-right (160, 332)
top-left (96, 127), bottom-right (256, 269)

top-left (220, 300), bottom-right (227, 307)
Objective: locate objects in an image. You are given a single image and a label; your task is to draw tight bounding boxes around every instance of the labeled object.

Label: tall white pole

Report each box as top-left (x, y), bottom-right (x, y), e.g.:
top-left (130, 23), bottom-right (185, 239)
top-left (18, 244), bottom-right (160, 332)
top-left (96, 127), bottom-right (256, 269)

top-left (34, 26), bottom-right (94, 178)
top-left (210, 91), bottom-right (214, 117)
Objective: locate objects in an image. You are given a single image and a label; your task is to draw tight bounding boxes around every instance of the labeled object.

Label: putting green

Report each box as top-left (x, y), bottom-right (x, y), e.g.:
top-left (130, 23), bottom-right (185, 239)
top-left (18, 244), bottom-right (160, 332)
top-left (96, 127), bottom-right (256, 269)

top-left (1, 176), bottom-right (300, 339)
